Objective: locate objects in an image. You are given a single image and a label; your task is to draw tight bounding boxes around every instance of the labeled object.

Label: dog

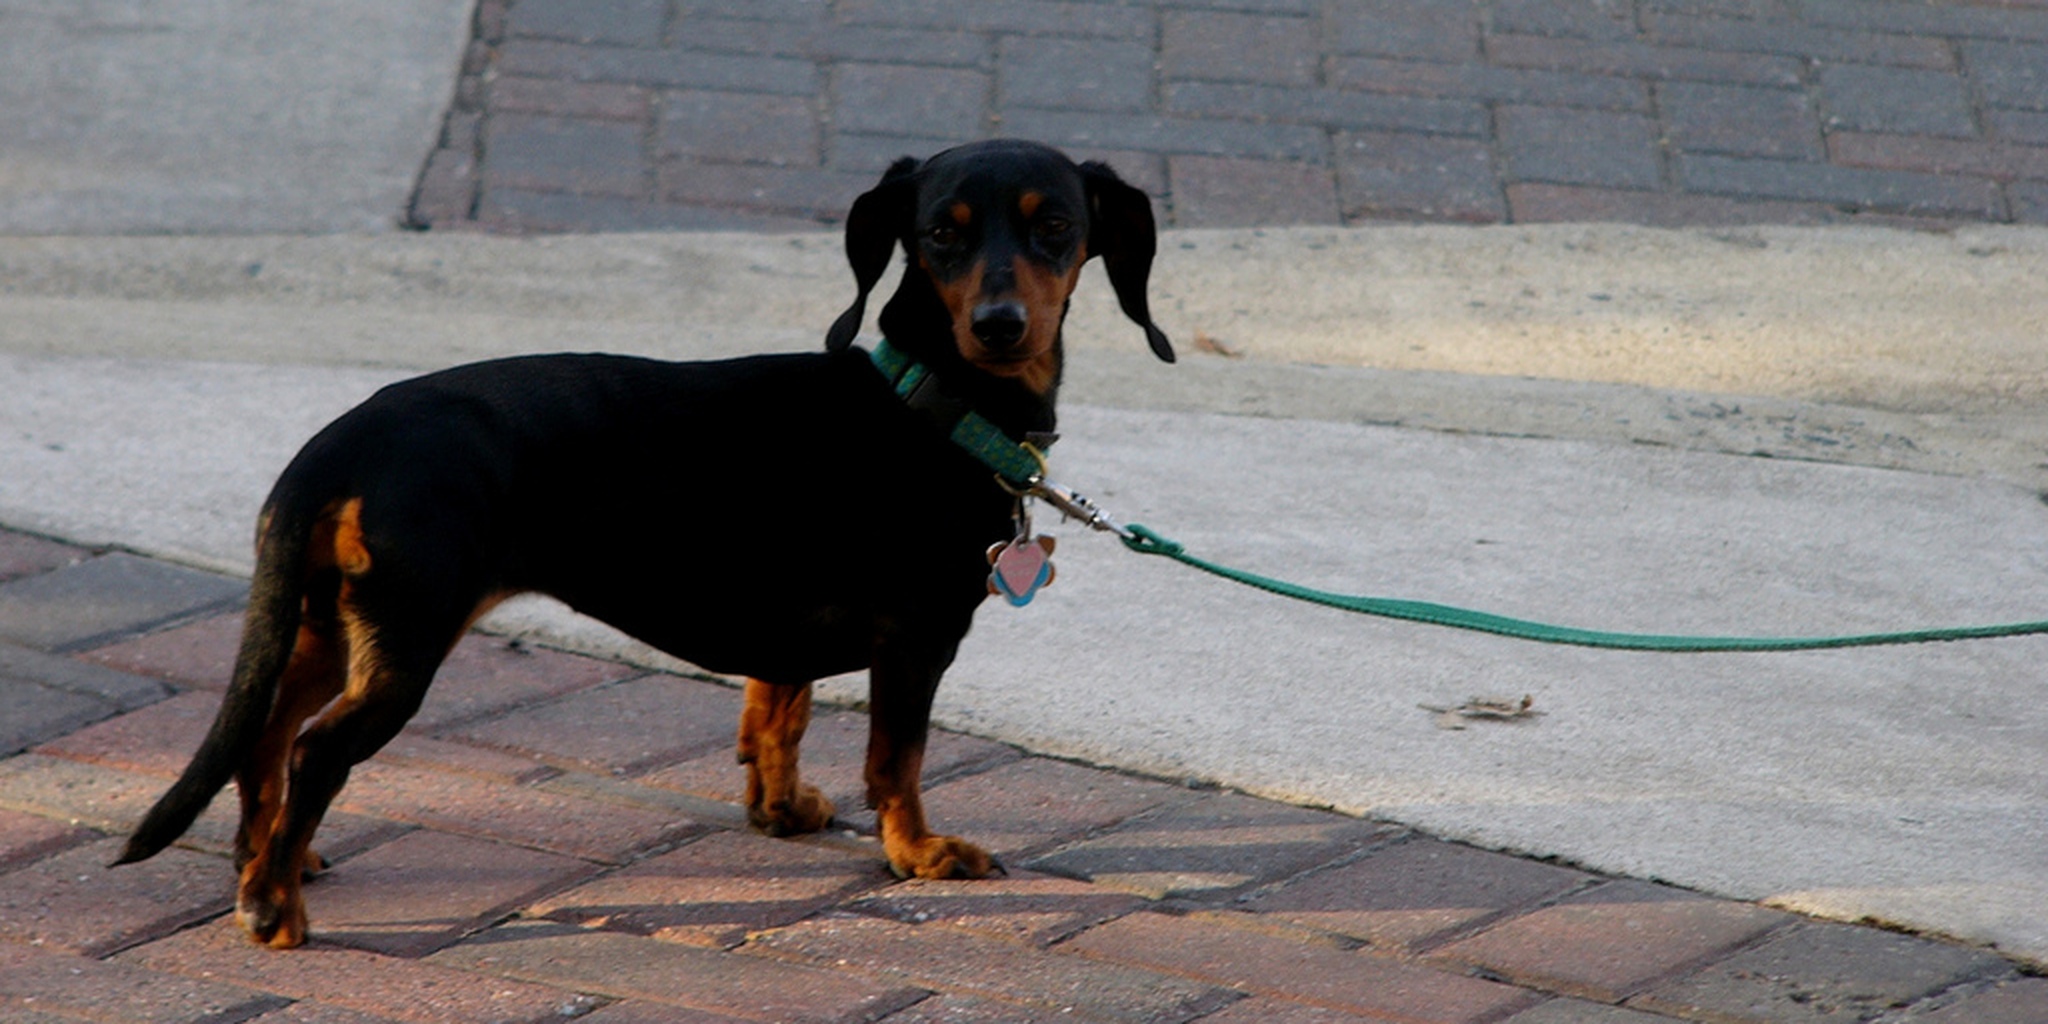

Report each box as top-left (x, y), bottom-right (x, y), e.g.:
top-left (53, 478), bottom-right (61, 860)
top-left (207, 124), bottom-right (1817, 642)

top-left (113, 138), bottom-right (1175, 948)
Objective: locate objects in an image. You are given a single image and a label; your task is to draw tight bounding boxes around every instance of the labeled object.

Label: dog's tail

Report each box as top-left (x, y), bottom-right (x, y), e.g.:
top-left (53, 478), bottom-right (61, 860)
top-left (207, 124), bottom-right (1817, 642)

top-left (112, 496), bottom-right (315, 867)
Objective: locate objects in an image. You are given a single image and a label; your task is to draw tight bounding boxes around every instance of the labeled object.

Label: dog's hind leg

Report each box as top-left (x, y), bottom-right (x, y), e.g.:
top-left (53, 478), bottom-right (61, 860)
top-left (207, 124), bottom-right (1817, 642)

top-left (234, 561), bottom-right (478, 948)
top-left (233, 612), bottom-right (347, 880)
top-left (738, 679), bottom-right (836, 836)
top-left (234, 628), bottom-right (446, 949)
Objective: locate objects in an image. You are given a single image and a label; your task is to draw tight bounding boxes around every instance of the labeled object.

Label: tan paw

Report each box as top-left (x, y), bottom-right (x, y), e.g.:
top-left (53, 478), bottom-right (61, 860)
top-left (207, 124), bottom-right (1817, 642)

top-left (235, 887), bottom-right (308, 949)
top-left (887, 834), bottom-right (998, 880)
top-left (748, 783), bottom-right (837, 837)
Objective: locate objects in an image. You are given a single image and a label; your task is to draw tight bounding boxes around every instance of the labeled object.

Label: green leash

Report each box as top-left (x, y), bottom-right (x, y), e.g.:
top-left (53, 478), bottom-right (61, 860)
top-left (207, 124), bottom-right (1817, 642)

top-left (1116, 523), bottom-right (2048, 652)
top-left (867, 340), bottom-right (2048, 652)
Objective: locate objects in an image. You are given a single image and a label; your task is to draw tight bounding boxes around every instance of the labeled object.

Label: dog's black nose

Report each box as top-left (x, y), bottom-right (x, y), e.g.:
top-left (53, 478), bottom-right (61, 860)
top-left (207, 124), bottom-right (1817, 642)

top-left (970, 302), bottom-right (1028, 349)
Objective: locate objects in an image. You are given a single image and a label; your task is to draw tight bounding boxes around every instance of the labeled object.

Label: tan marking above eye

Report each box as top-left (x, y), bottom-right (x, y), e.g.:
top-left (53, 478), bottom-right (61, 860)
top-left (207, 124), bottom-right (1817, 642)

top-left (1018, 191), bottom-right (1043, 218)
top-left (949, 201), bottom-right (972, 226)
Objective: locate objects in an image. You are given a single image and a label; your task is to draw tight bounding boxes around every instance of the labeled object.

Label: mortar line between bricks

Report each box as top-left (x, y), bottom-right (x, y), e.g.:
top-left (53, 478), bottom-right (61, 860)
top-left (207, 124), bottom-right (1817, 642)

top-left (1485, 100), bottom-right (1512, 222)
top-left (1649, 78), bottom-right (1672, 192)
top-left (1398, 863), bottom-right (1616, 960)
top-left (1210, 826), bottom-right (1418, 910)
top-left (1453, 873), bottom-right (1815, 1009)
top-left (1609, 915), bottom-right (1810, 1009)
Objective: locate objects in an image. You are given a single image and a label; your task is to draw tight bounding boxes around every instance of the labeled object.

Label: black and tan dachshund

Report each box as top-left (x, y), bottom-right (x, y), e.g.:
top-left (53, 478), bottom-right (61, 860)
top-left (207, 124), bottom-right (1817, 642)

top-left (113, 138), bottom-right (1175, 948)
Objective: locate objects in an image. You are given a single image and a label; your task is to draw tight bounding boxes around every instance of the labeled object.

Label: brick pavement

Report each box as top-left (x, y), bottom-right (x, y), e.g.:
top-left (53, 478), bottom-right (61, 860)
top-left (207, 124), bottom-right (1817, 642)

top-left (4, 529), bottom-right (2046, 1021)
top-left (409, 0), bottom-right (2048, 233)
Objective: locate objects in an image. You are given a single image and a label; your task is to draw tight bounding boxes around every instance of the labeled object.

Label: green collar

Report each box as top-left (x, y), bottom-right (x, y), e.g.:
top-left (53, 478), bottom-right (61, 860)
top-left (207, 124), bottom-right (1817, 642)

top-left (868, 338), bottom-right (1047, 487)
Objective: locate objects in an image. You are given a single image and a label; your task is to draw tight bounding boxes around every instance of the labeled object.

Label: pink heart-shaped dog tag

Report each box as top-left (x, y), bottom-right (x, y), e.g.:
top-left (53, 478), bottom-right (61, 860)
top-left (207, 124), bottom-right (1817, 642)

top-left (988, 535), bottom-right (1056, 606)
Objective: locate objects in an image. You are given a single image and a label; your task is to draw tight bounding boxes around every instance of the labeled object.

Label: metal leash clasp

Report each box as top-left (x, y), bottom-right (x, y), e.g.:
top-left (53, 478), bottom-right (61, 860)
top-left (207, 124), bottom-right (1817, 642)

top-left (1027, 477), bottom-right (1132, 541)
top-left (991, 441), bottom-right (1133, 540)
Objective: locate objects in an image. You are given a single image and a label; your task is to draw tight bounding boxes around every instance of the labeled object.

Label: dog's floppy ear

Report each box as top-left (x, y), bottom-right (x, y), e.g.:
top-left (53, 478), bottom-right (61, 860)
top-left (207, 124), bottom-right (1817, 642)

top-left (826, 157), bottom-right (920, 352)
top-left (1080, 160), bottom-right (1174, 363)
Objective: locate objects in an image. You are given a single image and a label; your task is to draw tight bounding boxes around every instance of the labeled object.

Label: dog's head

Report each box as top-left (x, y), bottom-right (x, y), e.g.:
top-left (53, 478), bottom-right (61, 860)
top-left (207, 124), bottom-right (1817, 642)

top-left (825, 139), bottom-right (1174, 394)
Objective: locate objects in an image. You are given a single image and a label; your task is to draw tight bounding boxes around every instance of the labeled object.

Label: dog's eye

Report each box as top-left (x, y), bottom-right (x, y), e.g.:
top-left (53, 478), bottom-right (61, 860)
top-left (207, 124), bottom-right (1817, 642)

top-left (927, 225), bottom-right (961, 248)
top-left (1033, 217), bottom-right (1073, 241)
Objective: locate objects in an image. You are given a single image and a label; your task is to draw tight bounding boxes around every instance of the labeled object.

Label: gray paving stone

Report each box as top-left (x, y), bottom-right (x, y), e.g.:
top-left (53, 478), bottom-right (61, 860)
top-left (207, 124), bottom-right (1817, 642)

top-left (1800, 0), bottom-right (2048, 44)
top-left (1819, 64), bottom-right (1977, 138)
top-left (507, 0), bottom-right (666, 46)
top-left (1991, 108), bottom-right (2048, 145)
top-left (0, 553), bottom-right (244, 652)
top-left (831, 64), bottom-right (990, 140)
top-left (656, 90), bottom-right (820, 165)
top-left (497, 39), bottom-right (819, 93)
top-left (1327, 56), bottom-right (1649, 111)
top-left (480, 187), bottom-right (826, 232)
top-left (1491, 0), bottom-right (1638, 41)
top-left (1321, 1), bottom-right (1480, 62)
top-left (1964, 40), bottom-right (2048, 112)
top-left (1661, 81), bottom-right (1823, 161)
top-left (1161, 10), bottom-right (1320, 88)
top-left (1334, 130), bottom-right (1504, 222)
top-left (1166, 81), bottom-right (1490, 137)
top-left (0, 641), bottom-right (167, 709)
top-left (0, 680), bottom-right (110, 757)
top-left (999, 37), bottom-right (1156, 113)
top-left (676, 16), bottom-right (987, 66)
top-left (1497, 104), bottom-right (1664, 189)
top-left (998, 109), bottom-right (1328, 162)
top-left (484, 113), bottom-right (649, 198)
top-left (1488, 34), bottom-right (1805, 86)
top-left (1679, 153), bottom-right (2005, 217)
top-left (835, 0), bottom-right (1153, 39)
top-left (1642, 12), bottom-right (1956, 68)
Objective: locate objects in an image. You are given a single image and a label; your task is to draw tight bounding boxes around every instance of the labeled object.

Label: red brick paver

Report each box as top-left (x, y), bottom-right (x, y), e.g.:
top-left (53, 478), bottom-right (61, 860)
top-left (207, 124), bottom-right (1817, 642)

top-left (0, 531), bottom-right (85, 584)
top-left (0, 942), bottom-right (286, 1024)
top-left (0, 837), bottom-right (232, 956)
top-left (0, 531), bottom-right (2041, 1022)
top-left (448, 673), bottom-right (738, 774)
top-left (531, 830), bottom-right (889, 949)
top-left (429, 919), bottom-right (927, 1023)
top-left (1064, 910), bottom-right (1537, 1024)
top-left (1432, 879), bottom-right (1794, 1003)
top-left (847, 869), bottom-right (1145, 947)
top-left (121, 919), bottom-right (601, 1024)
top-left (302, 829), bottom-right (598, 957)
top-left (751, 913), bottom-right (1239, 1022)
top-left (1243, 835), bottom-right (1593, 951)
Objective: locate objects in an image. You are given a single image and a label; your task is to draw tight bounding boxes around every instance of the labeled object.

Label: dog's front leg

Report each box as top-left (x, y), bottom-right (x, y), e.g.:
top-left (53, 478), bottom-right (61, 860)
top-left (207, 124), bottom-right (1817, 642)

top-left (864, 637), bottom-right (996, 879)
top-left (738, 679), bottom-right (836, 835)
